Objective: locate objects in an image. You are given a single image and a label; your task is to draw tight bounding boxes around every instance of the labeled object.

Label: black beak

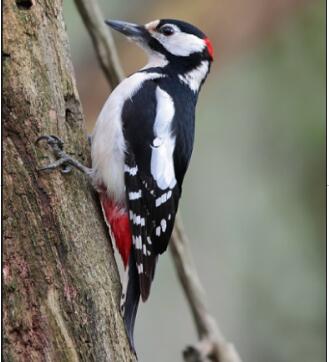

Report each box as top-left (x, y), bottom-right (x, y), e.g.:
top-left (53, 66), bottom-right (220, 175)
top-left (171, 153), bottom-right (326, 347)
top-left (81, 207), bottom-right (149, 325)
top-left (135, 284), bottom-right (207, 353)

top-left (105, 20), bottom-right (148, 40)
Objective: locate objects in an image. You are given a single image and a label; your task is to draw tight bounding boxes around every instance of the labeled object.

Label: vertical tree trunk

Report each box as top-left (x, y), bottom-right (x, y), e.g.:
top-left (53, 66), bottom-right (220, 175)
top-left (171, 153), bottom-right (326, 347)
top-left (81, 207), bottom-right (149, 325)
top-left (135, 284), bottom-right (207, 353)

top-left (3, 1), bottom-right (135, 361)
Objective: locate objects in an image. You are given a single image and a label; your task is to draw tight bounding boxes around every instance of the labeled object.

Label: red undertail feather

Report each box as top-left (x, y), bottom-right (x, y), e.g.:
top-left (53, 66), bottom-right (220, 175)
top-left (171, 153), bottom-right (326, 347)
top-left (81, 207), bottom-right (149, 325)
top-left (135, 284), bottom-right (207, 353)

top-left (100, 193), bottom-right (131, 268)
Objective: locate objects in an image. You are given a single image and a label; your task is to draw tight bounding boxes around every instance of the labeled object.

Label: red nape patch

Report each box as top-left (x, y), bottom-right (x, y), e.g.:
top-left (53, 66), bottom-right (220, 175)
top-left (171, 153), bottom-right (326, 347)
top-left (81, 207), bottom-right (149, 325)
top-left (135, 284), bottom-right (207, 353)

top-left (204, 38), bottom-right (214, 61)
top-left (100, 193), bottom-right (132, 268)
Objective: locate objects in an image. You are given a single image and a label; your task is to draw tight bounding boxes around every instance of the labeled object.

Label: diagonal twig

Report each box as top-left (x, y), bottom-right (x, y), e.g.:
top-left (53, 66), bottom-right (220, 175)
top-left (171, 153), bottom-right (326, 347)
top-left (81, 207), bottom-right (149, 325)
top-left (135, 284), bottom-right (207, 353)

top-left (170, 215), bottom-right (242, 362)
top-left (73, 0), bottom-right (124, 87)
top-left (73, 1), bottom-right (242, 360)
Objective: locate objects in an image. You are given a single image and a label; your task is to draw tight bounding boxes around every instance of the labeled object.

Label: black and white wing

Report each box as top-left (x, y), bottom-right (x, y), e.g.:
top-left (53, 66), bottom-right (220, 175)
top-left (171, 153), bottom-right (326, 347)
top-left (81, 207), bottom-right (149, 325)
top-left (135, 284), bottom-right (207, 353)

top-left (123, 78), bottom-right (182, 301)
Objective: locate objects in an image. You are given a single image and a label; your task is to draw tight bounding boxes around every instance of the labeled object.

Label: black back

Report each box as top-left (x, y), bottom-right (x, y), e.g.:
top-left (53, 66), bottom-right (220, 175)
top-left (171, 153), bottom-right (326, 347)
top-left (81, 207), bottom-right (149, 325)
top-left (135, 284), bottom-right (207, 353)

top-left (122, 73), bottom-right (198, 301)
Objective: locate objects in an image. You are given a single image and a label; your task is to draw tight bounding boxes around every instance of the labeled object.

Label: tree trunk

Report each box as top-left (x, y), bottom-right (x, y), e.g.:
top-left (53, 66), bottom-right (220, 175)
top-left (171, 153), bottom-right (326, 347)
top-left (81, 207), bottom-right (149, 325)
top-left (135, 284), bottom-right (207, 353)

top-left (3, 1), bottom-right (135, 361)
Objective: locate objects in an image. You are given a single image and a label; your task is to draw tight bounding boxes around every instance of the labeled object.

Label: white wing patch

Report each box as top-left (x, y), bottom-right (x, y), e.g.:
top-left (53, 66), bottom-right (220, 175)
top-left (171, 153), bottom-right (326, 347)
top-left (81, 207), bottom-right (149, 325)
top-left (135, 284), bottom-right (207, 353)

top-left (91, 72), bottom-right (164, 203)
top-left (151, 87), bottom-right (177, 190)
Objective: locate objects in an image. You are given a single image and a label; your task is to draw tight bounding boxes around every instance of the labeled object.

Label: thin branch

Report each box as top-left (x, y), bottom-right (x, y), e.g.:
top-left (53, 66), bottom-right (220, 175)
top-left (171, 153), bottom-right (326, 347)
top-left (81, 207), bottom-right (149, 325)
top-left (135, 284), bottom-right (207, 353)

top-left (170, 214), bottom-right (242, 362)
top-left (73, 0), bottom-right (124, 88)
top-left (73, 1), bottom-right (242, 361)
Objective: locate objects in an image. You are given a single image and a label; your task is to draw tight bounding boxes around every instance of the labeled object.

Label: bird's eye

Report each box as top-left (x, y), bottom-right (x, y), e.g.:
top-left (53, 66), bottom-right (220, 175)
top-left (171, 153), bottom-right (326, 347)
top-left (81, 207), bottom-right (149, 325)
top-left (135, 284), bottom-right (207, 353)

top-left (159, 26), bottom-right (175, 36)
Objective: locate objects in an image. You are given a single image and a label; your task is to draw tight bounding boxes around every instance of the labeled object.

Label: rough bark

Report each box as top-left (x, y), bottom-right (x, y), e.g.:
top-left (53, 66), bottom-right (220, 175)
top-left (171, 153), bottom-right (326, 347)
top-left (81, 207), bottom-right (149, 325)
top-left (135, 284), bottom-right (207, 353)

top-left (3, 1), bottom-right (135, 361)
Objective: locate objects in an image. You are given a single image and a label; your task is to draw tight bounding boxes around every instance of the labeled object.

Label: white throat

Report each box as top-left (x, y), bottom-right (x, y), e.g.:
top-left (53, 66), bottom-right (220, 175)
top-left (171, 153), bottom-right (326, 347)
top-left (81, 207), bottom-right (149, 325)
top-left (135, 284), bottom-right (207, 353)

top-left (141, 51), bottom-right (168, 70)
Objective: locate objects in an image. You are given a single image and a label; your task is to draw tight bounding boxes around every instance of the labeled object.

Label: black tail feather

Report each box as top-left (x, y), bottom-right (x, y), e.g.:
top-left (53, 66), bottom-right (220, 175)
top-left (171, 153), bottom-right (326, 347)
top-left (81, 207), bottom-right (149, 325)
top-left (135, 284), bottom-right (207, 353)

top-left (124, 253), bottom-right (140, 352)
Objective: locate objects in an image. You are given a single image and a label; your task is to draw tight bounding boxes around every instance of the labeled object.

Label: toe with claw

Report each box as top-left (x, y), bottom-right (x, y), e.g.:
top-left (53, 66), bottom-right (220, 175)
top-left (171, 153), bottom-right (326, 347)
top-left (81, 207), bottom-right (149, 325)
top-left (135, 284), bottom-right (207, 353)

top-left (36, 135), bottom-right (72, 173)
top-left (36, 134), bottom-right (91, 175)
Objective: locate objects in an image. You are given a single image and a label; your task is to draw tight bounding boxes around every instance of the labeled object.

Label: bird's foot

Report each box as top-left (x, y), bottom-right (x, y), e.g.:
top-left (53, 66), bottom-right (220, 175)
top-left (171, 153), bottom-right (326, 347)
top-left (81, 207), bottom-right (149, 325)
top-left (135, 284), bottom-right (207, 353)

top-left (36, 135), bottom-right (92, 175)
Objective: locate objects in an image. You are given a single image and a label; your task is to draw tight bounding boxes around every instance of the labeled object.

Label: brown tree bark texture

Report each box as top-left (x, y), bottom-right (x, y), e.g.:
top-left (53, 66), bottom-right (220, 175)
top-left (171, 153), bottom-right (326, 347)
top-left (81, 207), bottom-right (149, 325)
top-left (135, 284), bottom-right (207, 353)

top-left (3, 1), bottom-right (135, 361)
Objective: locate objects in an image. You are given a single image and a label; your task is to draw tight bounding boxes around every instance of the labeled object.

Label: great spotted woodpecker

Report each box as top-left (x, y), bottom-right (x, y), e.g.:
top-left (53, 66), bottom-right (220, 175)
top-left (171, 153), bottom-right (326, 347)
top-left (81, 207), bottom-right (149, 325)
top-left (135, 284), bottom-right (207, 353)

top-left (38, 18), bottom-right (213, 350)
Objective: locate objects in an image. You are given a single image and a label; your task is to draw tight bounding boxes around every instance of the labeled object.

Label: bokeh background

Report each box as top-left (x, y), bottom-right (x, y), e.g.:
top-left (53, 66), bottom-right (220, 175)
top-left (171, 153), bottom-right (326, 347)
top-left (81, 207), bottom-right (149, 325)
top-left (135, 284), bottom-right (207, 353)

top-left (63, 1), bottom-right (325, 361)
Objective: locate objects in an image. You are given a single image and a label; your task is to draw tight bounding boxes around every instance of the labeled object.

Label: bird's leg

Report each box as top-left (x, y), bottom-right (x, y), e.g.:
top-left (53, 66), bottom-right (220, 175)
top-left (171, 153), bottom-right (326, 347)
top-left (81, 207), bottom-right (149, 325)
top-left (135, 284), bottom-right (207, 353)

top-left (36, 135), bottom-right (92, 176)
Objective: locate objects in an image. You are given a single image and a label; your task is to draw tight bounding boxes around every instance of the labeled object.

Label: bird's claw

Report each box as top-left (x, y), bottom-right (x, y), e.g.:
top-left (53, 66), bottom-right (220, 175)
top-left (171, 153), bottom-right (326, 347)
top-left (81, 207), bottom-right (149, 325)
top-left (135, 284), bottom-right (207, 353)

top-left (36, 135), bottom-right (64, 150)
top-left (36, 134), bottom-right (71, 173)
top-left (61, 164), bottom-right (73, 174)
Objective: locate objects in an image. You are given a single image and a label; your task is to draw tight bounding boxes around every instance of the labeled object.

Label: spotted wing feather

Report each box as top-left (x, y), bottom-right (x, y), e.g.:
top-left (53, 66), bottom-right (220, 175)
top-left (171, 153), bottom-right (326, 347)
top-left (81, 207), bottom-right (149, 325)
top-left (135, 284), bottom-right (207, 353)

top-left (124, 153), bottom-right (157, 301)
top-left (123, 78), bottom-right (182, 300)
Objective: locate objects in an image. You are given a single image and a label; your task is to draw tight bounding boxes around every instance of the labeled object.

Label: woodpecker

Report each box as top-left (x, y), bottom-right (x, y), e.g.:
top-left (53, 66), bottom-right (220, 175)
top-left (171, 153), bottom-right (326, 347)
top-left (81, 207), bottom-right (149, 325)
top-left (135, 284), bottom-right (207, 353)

top-left (38, 18), bottom-right (213, 351)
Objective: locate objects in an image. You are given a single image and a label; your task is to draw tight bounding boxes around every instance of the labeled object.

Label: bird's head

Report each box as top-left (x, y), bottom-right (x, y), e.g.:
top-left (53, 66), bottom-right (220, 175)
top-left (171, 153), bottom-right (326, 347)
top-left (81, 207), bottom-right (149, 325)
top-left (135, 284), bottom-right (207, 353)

top-left (105, 19), bottom-right (214, 72)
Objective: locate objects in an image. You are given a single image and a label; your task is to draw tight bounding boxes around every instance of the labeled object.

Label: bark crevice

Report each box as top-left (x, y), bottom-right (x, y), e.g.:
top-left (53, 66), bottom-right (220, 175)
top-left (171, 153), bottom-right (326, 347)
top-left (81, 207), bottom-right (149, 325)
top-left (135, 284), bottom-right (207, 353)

top-left (3, 1), bottom-right (136, 361)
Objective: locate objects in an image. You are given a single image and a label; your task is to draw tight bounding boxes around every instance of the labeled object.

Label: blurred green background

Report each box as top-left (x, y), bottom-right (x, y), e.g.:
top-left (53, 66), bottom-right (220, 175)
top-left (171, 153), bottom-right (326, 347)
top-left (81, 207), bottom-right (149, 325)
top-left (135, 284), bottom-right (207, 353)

top-left (63, 1), bottom-right (325, 361)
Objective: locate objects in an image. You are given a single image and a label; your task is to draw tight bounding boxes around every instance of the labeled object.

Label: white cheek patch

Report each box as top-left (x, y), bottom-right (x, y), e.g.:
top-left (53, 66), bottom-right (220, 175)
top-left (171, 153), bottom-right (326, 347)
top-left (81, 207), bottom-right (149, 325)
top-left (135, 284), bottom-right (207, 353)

top-left (153, 32), bottom-right (206, 57)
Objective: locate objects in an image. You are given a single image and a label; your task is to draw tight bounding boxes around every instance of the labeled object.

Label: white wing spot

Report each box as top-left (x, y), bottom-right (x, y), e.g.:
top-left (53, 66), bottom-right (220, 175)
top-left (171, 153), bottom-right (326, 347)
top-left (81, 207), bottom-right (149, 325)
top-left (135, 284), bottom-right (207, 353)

top-left (129, 190), bottom-right (142, 200)
top-left (131, 212), bottom-right (145, 226)
top-left (135, 235), bottom-right (142, 249)
top-left (161, 193), bottom-right (167, 203)
top-left (137, 263), bottom-right (144, 274)
top-left (161, 219), bottom-right (167, 232)
top-left (155, 189), bottom-right (173, 207)
top-left (124, 164), bottom-right (138, 176)
top-left (156, 226), bottom-right (161, 236)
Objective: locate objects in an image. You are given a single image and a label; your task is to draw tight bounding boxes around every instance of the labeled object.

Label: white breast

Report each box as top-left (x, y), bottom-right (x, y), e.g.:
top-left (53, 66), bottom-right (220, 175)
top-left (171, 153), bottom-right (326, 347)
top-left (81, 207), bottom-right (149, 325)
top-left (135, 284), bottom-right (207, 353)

top-left (91, 72), bottom-right (163, 203)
